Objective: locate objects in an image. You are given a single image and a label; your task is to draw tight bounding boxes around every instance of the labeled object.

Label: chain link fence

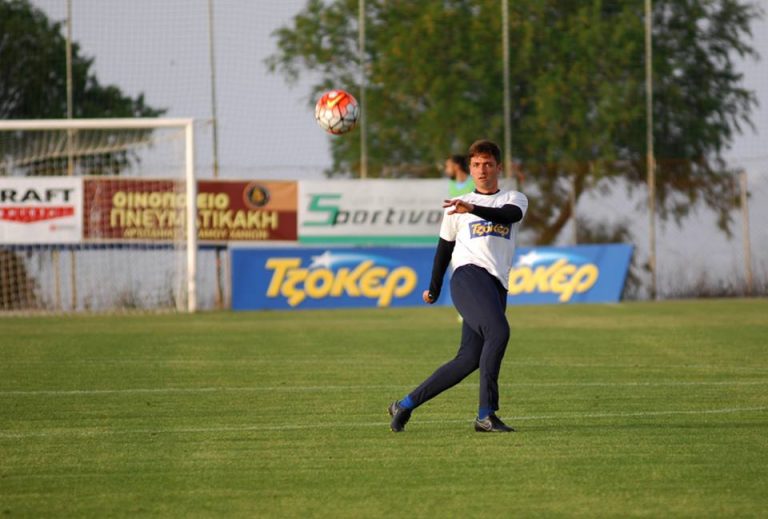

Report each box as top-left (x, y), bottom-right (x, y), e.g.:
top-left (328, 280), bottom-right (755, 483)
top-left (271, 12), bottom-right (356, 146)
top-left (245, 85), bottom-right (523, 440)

top-left (568, 163), bottom-right (768, 299)
top-left (4, 1), bottom-right (767, 307)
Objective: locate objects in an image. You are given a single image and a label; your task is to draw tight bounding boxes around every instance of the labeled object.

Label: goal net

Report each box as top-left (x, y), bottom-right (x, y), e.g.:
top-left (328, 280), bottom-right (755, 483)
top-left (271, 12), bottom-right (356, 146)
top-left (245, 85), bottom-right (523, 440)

top-left (0, 118), bottom-right (197, 313)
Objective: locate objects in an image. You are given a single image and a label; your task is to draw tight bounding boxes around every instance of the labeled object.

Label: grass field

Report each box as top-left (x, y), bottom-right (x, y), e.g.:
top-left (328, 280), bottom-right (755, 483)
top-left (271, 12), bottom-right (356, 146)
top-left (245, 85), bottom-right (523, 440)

top-left (1, 299), bottom-right (767, 518)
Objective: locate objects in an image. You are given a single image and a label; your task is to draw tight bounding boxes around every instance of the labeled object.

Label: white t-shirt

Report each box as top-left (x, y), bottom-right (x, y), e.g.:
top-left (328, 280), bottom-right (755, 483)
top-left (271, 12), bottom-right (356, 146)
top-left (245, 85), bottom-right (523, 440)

top-left (439, 189), bottom-right (528, 289)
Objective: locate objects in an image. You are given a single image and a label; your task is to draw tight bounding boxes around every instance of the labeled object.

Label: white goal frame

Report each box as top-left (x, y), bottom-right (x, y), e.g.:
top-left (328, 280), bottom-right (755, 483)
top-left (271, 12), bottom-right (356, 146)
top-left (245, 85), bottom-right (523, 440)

top-left (0, 118), bottom-right (198, 312)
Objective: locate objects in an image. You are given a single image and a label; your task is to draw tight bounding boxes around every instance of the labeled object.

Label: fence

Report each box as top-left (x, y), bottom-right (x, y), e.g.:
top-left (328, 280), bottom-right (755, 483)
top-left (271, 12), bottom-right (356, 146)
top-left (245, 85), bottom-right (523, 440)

top-left (570, 162), bottom-right (768, 299)
top-left (1, 0), bottom-right (766, 310)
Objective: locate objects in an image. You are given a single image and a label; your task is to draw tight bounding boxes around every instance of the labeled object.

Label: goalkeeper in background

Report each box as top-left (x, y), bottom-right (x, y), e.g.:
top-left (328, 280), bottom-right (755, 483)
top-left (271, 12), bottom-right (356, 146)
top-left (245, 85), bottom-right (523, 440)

top-left (389, 140), bottom-right (528, 433)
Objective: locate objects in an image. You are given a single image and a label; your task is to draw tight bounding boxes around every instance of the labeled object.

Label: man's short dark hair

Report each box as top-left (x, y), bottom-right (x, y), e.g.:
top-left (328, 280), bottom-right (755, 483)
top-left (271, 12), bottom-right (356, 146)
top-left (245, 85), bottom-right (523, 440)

top-left (449, 154), bottom-right (468, 174)
top-left (468, 140), bottom-right (502, 164)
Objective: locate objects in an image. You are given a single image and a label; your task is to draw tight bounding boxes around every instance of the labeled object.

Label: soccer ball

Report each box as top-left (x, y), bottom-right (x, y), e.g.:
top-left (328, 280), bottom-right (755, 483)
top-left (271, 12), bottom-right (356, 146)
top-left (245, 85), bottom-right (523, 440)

top-left (315, 90), bottom-right (359, 135)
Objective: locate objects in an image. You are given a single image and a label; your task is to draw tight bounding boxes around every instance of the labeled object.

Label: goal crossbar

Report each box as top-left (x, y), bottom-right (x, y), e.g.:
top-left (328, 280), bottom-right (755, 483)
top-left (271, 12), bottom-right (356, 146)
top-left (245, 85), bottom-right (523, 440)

top-left (0, 118), bottom-right (195, 131)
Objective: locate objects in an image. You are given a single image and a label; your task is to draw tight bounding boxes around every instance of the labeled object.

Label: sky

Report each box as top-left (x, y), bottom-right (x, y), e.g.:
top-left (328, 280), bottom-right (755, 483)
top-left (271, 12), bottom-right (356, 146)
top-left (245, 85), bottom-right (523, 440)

top-left (33, 0), bottom-right (331, 178)
top-left (29, 1), bottom-right (768, 176)
top-left (25, 0), bottom-right (768, 294)
top-left (725, 3), bottom-right (768, 170)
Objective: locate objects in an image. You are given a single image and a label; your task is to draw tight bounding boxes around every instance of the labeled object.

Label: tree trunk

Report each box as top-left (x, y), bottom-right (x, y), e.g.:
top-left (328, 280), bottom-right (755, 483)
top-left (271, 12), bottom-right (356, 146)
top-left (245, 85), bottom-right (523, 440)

top-left (534, 165), bottom-right (586, 245)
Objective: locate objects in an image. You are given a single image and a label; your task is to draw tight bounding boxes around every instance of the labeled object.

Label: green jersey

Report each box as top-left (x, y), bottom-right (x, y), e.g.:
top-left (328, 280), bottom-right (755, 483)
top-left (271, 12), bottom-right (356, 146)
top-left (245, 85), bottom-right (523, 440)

top-left (448, 178), bottom-right (476, 197)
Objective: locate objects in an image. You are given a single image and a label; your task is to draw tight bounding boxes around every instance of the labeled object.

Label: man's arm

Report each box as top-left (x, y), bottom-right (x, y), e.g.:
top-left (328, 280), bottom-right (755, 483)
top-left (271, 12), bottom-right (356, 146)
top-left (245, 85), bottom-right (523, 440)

top-left (444, 199), bottom-right (523, 224)
top-left (470, 204), bottom-right (523, 224)
top-left (424, 238), bottom-right (455, 304)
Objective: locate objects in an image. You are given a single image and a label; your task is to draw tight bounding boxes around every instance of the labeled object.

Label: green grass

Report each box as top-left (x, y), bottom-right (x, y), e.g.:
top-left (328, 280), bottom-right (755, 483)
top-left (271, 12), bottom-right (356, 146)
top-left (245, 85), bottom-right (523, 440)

top-left (1, 299), bottom-right (767, 518)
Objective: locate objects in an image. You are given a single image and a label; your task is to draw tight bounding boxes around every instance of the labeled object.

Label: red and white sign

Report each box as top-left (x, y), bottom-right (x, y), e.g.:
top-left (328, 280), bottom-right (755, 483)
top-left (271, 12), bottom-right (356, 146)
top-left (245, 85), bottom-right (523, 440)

top-left (0, 177), bottom-right (83, 244)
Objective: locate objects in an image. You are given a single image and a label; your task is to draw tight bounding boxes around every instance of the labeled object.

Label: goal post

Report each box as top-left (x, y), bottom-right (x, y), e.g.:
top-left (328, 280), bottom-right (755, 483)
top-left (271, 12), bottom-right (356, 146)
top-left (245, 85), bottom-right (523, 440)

top-left (0, 118), bottom-right (197, 313)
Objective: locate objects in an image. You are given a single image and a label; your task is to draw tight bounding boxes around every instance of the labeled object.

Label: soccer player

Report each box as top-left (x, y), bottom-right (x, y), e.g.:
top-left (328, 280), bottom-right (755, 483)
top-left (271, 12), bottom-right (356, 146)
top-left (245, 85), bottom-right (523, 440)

top-left (389, 140), bottom-right (528, 433)
top-left (445, 154), bottom-right (475, 197)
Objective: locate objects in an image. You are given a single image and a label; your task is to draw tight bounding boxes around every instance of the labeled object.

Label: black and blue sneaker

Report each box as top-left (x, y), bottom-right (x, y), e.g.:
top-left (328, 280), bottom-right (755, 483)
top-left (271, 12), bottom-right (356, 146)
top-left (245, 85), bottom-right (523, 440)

top-left (474, 413), bottom-right (515, 433)
top-left (388, 401), bottom-right (412, 432)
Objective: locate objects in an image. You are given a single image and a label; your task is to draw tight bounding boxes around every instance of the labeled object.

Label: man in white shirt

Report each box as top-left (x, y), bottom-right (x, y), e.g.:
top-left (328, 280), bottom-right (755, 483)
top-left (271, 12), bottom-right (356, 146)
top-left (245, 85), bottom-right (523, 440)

top-left (389, 140), bottom-right (528, 433)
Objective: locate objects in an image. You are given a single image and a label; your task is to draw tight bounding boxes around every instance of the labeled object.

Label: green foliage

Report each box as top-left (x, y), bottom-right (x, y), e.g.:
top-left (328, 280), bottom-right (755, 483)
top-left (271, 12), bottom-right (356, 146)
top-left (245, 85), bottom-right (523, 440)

top-left (267, 0), bottom-right (761, 243)
top-left (0, 0), bottom-right (163, 119)
top-left (0, 0), bottom-right (166, 177)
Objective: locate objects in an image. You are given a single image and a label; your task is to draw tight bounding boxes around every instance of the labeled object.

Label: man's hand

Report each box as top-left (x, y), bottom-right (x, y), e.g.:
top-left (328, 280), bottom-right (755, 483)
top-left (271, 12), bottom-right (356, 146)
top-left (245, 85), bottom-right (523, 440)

top-left (443, 199), bottom-right (475, 215)
top-left (422, 290), bottom-right (436, 304)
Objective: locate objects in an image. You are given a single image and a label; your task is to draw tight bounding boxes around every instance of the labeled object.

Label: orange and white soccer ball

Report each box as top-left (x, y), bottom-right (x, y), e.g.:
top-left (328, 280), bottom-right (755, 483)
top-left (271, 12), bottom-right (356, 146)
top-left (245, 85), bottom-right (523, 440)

top-left (314, 90), bottom-right (359, 135)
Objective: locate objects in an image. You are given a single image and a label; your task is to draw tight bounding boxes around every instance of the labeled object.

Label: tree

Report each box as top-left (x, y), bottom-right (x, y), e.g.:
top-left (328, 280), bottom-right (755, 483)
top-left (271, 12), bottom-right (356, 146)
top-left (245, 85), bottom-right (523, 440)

top-left (267, 0), bottom-right (761, 244)
top-left (0, 0), bottom-right (165, 176)
top-left (0, 0), bottom-right (162, 119)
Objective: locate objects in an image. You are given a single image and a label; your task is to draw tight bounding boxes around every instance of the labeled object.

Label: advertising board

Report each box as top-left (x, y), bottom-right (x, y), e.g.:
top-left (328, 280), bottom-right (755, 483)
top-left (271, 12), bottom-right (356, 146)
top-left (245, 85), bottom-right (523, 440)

top-left (0, 177), bottom-right (82, 244)
top-left (83, 178), bottom-right (297, 242)
top-left (231, 244), bottom-right (633, 310)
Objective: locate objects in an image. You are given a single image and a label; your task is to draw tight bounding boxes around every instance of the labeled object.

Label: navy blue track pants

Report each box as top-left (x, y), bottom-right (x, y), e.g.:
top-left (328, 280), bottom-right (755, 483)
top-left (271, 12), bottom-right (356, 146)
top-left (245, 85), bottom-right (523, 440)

top-left (408, 264), bottom-right (510, 411)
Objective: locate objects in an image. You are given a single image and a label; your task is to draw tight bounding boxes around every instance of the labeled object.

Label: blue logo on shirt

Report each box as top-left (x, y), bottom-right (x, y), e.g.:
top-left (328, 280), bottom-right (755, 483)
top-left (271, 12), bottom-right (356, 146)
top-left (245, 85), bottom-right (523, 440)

top-left (468, 220), bottom-right (511, 239)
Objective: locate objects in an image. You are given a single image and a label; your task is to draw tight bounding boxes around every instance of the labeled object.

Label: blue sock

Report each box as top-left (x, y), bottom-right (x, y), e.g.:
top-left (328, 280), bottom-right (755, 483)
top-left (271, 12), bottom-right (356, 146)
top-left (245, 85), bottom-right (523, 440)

top-left (399, 395), bottom-right (415, 410)
top-left (478, 407), bottom-right (493, 420)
